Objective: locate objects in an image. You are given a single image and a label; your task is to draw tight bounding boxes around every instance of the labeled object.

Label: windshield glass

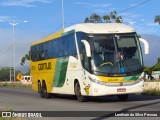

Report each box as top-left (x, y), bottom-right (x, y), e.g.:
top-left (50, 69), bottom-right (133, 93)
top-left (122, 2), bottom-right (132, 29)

top-left (87, 34), bottom-right (143, 74)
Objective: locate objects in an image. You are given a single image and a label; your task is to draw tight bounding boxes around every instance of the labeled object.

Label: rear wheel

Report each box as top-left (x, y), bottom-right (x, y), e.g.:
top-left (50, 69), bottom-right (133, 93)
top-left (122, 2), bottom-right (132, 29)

top-left (118, 94), bottom-right (128, 101)
top-left (75, 82), bottom-right (87, 102)
top-left (38, 81), bottom-right (44, 98)
top-left (41, 82), bottom-right (52, 99)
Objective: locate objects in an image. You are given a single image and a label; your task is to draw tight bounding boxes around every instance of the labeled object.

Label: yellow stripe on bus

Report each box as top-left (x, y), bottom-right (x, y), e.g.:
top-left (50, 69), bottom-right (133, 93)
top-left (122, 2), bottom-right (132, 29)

top-left (32, 30), bottom-right (64, 45)
top-left (97, 76), bottom-right (123, 83)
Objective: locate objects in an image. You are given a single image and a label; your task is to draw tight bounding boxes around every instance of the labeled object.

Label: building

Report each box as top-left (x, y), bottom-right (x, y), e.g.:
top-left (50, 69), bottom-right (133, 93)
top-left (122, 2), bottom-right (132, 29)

top-left (152, 71), bottom-right (160, 80)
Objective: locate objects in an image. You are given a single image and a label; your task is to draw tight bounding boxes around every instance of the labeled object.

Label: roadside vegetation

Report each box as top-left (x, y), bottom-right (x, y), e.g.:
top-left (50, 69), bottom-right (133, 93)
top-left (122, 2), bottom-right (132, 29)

top-left (0, 118), bottom-right (28, 120)
top-left (0, 82), bottom-right (31, 88)
top-left (142, 89), bottom-right (160, 96)
top-left (145, 79), bottom-right (160, 82)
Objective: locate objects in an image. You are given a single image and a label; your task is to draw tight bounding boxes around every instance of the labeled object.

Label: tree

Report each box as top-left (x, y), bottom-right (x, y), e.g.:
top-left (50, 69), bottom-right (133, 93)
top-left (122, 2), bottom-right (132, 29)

top-left (0, 67), bottom-right (10, 82)
top-left (90, 13), bottom-right (102, 23)
top-left (154, 16), bottom-right (160, 24)
top-left (84, 17), bottom-right (90, 23)
top-left (103, 15), bottom-right (111, 23)
top-left (158, 58), bottom-right (160, 64)
top-left (84, 11), bottom-right (123, 23)
top-left (144, 66), bottom-right (152, 75)
top-left (84, 13), bottom-right (102, 23)
top-left (116, 16), bottom-right (123, 23)
top-left (104, 11), bottom-right (122, 23)
top-left (0, 67), bottom-right (21, 81)
top-left (152, 63), bottom-right (160, 71)
top-left (151, 58), bottom-right (160, 71)
top-left (20, 51), bottom-right (30, 66)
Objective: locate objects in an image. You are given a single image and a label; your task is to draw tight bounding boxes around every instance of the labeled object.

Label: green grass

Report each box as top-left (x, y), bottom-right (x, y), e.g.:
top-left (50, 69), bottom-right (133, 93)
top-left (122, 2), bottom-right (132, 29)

top-left (144, 79), bottom-right (160, 82)
top-left (0, 118), bottom-right (15, 120)
top-left (0, 82), bottom-right (31, 88)
top-left (142, 89), bottom-right (160, 96)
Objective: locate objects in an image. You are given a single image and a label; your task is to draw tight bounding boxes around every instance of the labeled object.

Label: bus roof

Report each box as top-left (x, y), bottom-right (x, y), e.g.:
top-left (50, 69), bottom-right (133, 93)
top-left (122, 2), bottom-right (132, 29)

top-left (65, 23), bottom-right (135, 33)
top-left (32, 23), bottom-right (136, 45)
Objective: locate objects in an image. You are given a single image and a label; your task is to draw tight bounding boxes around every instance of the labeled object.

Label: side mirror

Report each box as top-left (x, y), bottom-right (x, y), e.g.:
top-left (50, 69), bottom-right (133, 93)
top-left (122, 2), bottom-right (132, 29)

top-left (81, 40), bottom-right (91, 57)
top-left (139, 38), bottom-right (149, 54)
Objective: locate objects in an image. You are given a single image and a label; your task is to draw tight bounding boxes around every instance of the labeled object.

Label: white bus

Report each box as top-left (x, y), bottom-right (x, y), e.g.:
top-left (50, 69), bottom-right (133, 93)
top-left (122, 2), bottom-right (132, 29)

top-left (30, 23), bottom-right (149, 102)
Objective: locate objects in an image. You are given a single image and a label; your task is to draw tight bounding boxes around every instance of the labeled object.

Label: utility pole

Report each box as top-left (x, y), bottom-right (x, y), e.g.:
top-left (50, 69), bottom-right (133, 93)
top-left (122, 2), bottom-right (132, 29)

top-left (0, 20), bottom-right (28, 82)
top-left (9, 20), bottom-right (28, 82)
top-left (9, 21), bottom-right (19, 82)
top-left (10, 67), bottom-right (11, 82)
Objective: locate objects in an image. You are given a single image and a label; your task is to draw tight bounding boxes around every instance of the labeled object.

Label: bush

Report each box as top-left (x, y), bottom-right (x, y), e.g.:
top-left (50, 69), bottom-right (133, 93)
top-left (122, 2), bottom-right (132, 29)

top-left (142, 89), bottom-right (160, 96)
top-left (0, 82), bottom-right (31, 88)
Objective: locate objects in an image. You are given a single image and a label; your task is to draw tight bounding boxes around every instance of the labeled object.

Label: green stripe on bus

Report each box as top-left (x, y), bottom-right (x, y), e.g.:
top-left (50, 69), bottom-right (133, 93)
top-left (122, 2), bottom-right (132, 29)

top-left (53, 57), bottom-right (69, 87)
top-left (123, 73), bottom-right (142, 81)
top-left (53, 58), bottom-right (62, 87)
top-left (130, 73), bottom-right (141, 80)
top-left (61, 30), bottom-right (75, 36)
top-left (123, 76), bottom-right (132, 80)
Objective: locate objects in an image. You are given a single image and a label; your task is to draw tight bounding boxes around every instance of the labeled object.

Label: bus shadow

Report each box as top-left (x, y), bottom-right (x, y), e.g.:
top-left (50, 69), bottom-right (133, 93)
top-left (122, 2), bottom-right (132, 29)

top-left (51, 94), bottom-right (160, 103)
top-left (88, 94), bottom-right (160, 103)
top-left (90, 100), bottom-right (160, 120)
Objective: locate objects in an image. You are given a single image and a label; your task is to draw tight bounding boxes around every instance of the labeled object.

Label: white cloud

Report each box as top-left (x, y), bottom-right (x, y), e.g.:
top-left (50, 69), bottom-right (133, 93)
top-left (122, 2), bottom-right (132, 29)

top-left (121, 12), bottom-right (159, 34)
top-left (75, 2), bottom-right (113, 14)
top-left (0, 0), bottom-right (52, 7)
top-left (145, 22), bottom-right (159, 27)
top-left (0, 16), bottom-right (17, 22)
top-left (129, 3), bottom-right (138, 7)
top-left (75, 2), bottom-right (112, 8)
top-left (121, 12), bottom-right (143, 19)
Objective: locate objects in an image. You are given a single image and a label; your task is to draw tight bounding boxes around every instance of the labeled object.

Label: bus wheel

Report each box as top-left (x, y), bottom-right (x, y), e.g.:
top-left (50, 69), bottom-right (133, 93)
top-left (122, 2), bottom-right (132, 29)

top-left (42, 82), bottom-right (52, 99)
top-left (38, 81), bottom-right (44, 98)
top-left (75, 82), bottom-right (87, 102)
top-left (118, 94), bottom-right (128, 101)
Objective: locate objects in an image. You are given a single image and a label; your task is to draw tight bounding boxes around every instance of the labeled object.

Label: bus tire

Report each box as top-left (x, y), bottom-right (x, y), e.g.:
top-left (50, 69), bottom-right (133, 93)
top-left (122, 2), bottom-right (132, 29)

top-left (118, 94), bottom-right (128, 101)
top-left (42, 82), bottom-right (52, 99)
top-left (75, 82), bottom-right (87, 102)
top-left (38, 81), bottom-right (44, 98)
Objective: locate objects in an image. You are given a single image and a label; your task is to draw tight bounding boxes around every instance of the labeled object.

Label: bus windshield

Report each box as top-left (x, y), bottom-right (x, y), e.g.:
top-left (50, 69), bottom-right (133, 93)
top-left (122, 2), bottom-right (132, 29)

top-left (87, 34), bottom-right (143, 75)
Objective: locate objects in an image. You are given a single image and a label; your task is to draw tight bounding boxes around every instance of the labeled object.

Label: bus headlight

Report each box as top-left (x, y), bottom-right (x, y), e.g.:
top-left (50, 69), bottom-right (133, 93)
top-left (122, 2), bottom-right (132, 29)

top-left (88, 76), bottom-right (108, 86)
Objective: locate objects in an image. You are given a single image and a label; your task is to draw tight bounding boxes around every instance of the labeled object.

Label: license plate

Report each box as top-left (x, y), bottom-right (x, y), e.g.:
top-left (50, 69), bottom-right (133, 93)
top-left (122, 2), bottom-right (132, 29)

top-left (117, 88), bottom-right (126, 92)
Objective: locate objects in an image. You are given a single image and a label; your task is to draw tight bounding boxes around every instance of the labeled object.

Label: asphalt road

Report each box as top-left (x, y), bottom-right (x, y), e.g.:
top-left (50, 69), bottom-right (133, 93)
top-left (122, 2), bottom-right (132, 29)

top-left (0, 86), bottom-right (160, 120)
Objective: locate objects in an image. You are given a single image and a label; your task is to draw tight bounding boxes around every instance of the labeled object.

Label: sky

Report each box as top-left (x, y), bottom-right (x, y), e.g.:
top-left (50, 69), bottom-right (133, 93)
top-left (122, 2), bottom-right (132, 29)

top-left (0, 0), bottom-right (160, 73)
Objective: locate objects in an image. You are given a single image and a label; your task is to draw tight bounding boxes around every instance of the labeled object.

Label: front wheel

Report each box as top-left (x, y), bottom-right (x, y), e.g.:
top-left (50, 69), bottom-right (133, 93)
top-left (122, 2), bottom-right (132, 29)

top-left (75, 82), bottom-right (87, 102)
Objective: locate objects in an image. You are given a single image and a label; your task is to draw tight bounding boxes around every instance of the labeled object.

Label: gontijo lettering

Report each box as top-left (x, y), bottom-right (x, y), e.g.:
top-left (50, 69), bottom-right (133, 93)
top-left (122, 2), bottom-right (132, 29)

top-left (38, 62), bottom-right (51, 70)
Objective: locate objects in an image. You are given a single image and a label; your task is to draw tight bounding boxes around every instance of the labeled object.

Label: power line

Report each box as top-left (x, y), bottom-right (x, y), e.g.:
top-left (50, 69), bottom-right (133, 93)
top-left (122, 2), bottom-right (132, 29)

top-left (118, 0), bottom-right (152, 14)
top-left (15, 41), bottom-right (32, 45)
top-left (0, 44), bottom-right (13, 56)
top-left (53, 24), bottom-right (63, 32)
